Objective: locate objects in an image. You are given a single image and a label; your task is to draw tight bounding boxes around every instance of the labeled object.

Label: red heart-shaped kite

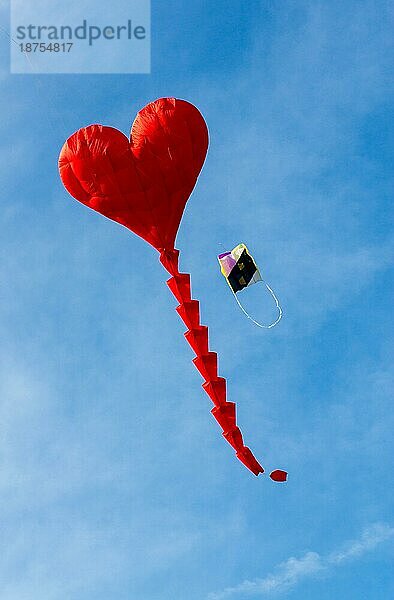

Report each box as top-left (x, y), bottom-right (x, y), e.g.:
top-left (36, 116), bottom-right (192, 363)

top-left (59, 97), bottom-right (209, 251)
top-left (58, 97), bottom-right (287, 482)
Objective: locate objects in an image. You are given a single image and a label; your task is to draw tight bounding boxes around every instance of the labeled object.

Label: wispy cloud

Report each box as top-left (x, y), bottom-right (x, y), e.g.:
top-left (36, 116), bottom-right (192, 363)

top-left (208, 523), bottom-right (394, 599)
top-left (328, 523), bottom-right (394, 565)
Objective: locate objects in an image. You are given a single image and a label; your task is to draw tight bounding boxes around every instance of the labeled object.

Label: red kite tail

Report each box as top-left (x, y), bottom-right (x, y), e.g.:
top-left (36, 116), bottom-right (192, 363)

top-left (160, 248), bottom-right (287, 482)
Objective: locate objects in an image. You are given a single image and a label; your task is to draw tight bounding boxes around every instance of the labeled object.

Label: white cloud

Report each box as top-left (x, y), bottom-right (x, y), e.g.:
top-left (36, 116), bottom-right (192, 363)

top-left (208, 553), bottom-right (323, 600)
top-left (328, 522), bottom-right (394, 565)
top-left (208, 523), bottom-right (394, 599)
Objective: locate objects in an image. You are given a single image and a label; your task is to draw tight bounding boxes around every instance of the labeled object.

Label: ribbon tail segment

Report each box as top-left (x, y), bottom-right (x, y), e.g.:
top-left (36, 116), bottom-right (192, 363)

top-left (160, 248), bottom-right (269, 477)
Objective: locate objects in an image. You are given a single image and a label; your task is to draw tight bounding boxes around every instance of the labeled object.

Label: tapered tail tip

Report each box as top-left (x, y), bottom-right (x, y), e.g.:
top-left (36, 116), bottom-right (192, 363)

top-left (270, 470), bottom-right (288, 482)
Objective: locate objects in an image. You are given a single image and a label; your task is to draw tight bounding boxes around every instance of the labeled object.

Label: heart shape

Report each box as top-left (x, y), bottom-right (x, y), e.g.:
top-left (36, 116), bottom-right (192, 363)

top-left (59, 97), bottom-right (209, 251)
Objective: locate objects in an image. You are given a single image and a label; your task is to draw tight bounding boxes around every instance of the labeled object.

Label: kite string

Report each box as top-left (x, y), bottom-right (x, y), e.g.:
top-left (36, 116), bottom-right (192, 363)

top-left (232, 281), bottom-right (283, 329)
top-left (0, 25), bottom-right (71, 137)
top-left (0, 25), bottom-right (35, 71)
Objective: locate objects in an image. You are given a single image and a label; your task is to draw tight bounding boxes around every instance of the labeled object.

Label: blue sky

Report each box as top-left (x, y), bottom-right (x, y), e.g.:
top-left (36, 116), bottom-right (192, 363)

top-left (1, 1), bottom-right (393, 599)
